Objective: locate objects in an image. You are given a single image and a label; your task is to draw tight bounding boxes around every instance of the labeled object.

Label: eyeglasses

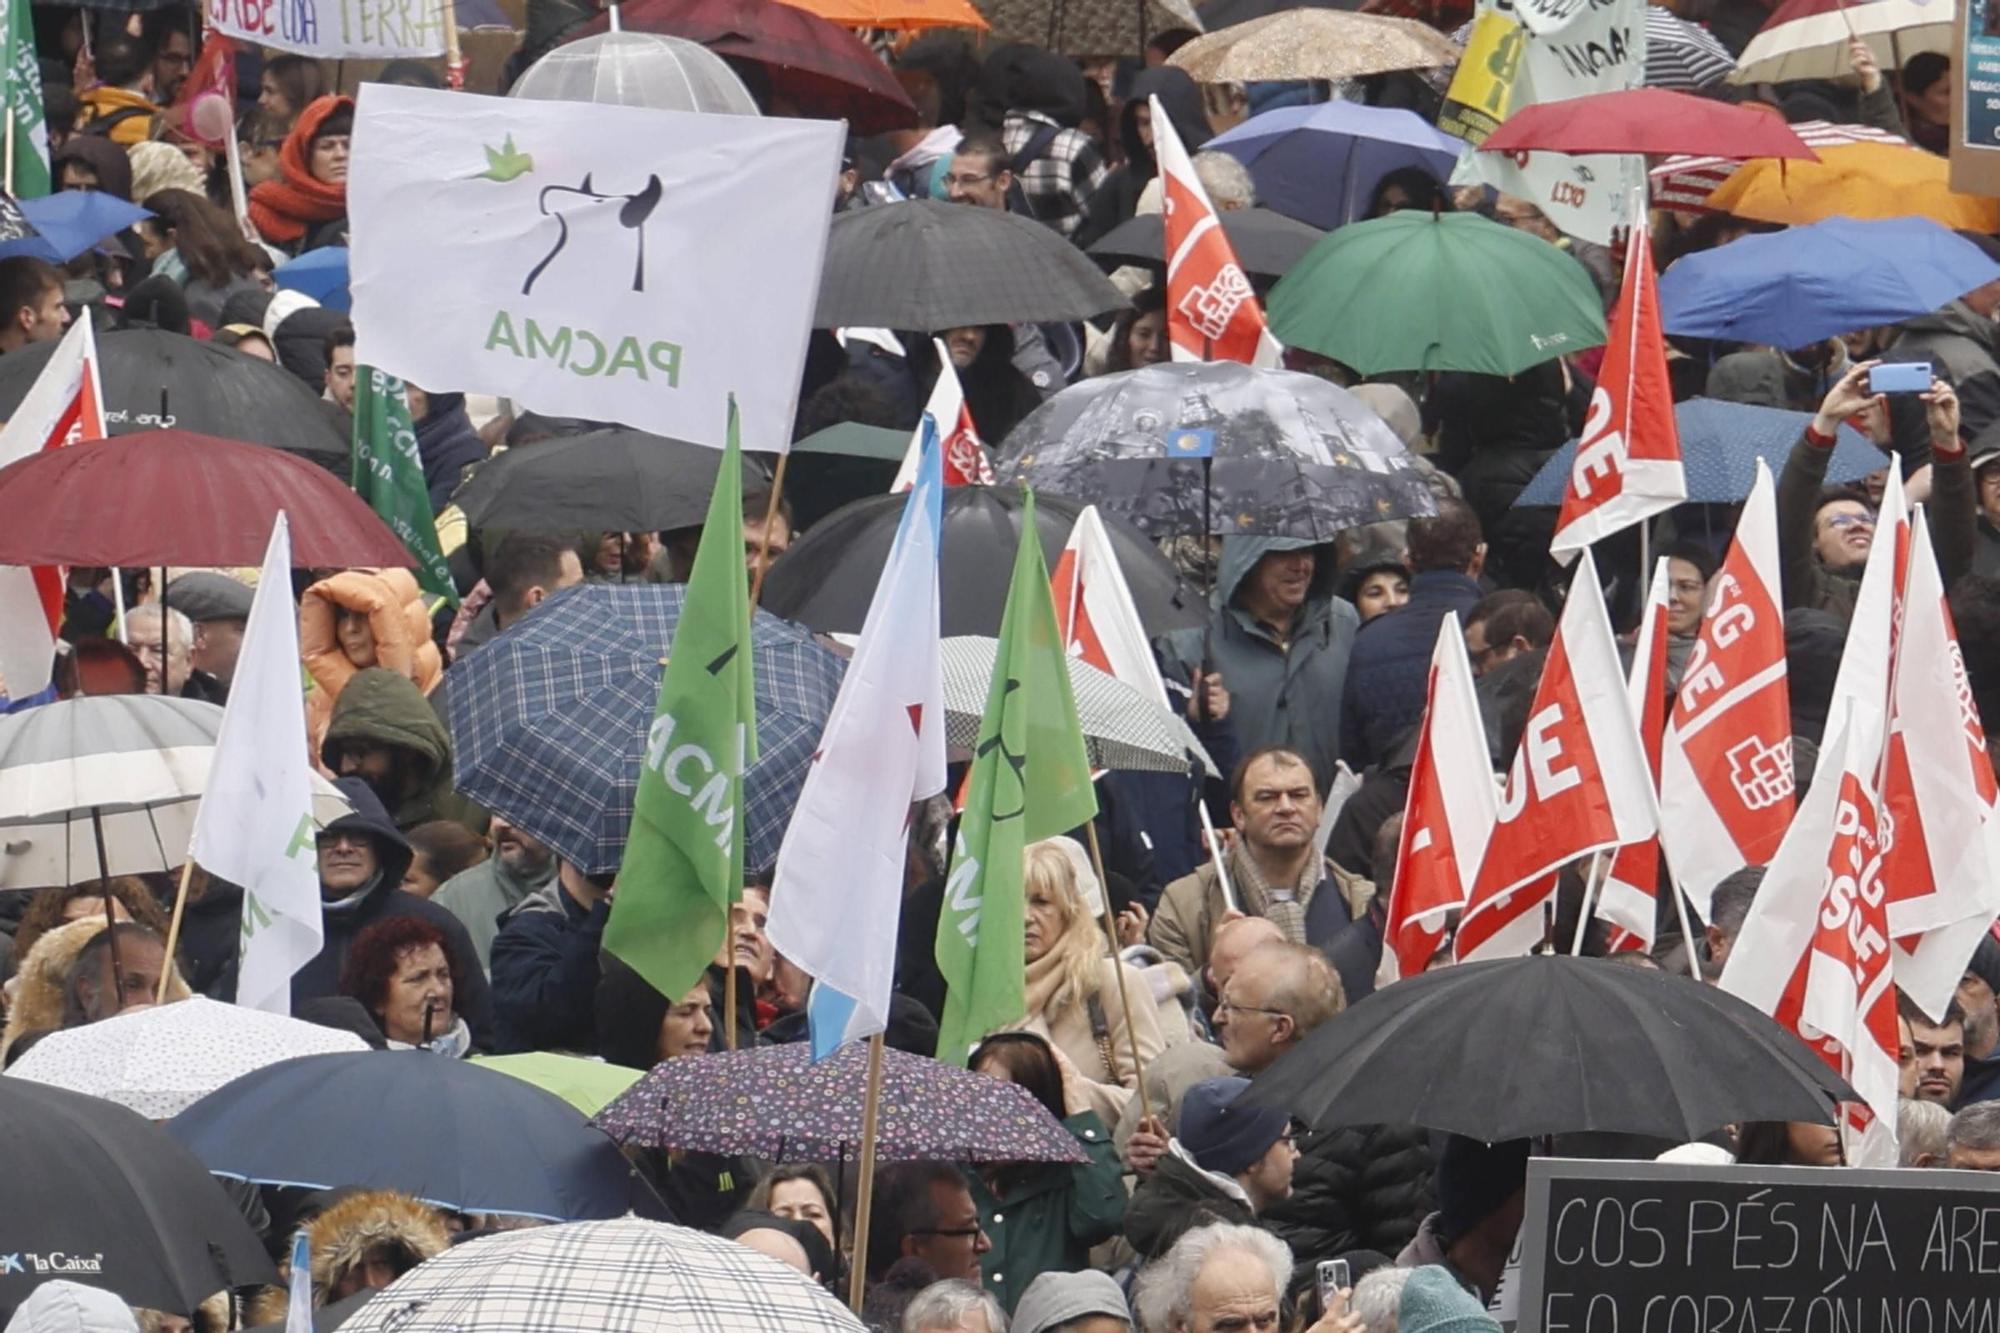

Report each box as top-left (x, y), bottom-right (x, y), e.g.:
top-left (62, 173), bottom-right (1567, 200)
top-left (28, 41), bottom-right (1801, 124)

top-left (1215, 997), bottom-right (1287, 1019)
top-left (910, 1225), bottom-right (985, 1239)
top-left (941, 172), bottom-right (993, 189)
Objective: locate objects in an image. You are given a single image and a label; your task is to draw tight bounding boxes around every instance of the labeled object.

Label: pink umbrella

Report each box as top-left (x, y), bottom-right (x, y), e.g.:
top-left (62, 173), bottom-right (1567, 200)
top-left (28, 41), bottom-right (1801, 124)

top-left (1479, 88), bottom-right (1819, 162)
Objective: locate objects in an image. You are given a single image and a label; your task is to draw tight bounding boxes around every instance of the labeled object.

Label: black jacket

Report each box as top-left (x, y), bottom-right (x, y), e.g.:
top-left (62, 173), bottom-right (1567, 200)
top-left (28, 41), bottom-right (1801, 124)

top-left (490, 878), bottom-right (607, 1054)
top-left (1124, 1151), bottom-right (1256, 1260)
top-left (1262, 1122), bottom-right (1436, 1269)
top-left (1075, 67), bottom-right (1213, 249)
top-left (415, 393), bottom-right (490, 513)
top-left (1338, 571), bottom-right (1484, 770)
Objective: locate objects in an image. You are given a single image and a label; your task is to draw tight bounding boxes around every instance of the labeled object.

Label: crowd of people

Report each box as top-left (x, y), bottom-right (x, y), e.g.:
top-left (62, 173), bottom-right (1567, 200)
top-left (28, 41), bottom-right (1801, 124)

top-left (4, 0), bottom-right (2000, 1332)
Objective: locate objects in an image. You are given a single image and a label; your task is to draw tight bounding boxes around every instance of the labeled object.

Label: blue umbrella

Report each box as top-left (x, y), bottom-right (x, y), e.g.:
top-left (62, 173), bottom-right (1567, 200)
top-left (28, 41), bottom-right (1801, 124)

top-left (274, 245), bottom-right (351, 312)
top-left (168, 1051), bottom-right (663, 1221)
top-left (446, 583), bottom-right (843, 877)
top-left (1207, 102), bottom-right (1463, 230)
top-left (0, 192), bottom-right (150, 262)
top-left (1515, 397), bottom-right (1887, 506)
top-left (1658, 218), bottom-right (2000, 349)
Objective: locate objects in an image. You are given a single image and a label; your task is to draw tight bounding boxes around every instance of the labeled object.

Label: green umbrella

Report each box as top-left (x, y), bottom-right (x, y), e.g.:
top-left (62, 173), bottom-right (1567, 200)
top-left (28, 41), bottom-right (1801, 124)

top-left (791, 422), bottom-right (908, 461)
top-left (1267, 211), bottom-right (1608, 377)
top-left (470, 1054), bottom-right (642, 1118)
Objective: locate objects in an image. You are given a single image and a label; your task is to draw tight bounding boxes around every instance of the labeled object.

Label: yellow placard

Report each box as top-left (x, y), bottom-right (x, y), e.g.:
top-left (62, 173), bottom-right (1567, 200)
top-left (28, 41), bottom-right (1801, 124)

top-left (1439, 10), bottom-right (1526, 146)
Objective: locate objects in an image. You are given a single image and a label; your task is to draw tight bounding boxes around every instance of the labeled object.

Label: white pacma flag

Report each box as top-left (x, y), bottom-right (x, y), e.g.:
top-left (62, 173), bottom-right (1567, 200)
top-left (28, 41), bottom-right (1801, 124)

top-left (348, 85), bottom-right (841, 453)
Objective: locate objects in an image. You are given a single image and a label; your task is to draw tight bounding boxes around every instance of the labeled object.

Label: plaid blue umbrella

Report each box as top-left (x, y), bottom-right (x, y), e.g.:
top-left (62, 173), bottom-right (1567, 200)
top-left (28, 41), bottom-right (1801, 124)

top-left (446, 583), bottom-right (843, 877)
top-left (1514, 396), bottom-right (1887, 507)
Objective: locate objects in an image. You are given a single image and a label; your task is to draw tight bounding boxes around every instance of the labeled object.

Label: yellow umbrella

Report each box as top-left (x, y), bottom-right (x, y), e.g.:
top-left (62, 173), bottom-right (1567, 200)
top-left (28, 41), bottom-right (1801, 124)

top-left (1705, 142), bottom-right (2000, 232)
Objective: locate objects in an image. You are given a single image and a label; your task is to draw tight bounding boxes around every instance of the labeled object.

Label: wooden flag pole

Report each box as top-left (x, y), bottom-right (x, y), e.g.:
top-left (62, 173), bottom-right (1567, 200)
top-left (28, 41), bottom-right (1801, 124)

top-left (847, 1032), bottom-right (888, 1315)
top-left (441, 0), bottom-right (467, 89)
top-left (747, 452), bottom-right (791, 608)
top-left (1084, 821), bottom-right (1151, 1122)
top-left (157, 858), bottom-right (198, 1003)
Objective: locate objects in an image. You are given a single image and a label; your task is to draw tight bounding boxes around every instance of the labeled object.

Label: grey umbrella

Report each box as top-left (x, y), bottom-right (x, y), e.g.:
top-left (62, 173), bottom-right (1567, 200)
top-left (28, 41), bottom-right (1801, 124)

top-left (1086, 207), bottom-right (1326, 281)
top-left (814, 200), bottom-right (1130, 332)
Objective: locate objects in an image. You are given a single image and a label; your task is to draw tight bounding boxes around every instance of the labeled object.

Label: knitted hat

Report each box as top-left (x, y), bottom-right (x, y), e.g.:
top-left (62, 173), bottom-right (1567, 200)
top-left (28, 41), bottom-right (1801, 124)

top-left (1011, 1270), bottom-right (1132, 1333)
top-left (3, 1282), bottom-right (139, 1333)
top-left (1398, 1266), bottom-right (1499, 1333)
top-left (1436, 1137), bottom-right (1530, 1243)
top-left (1967, 934), bottom-right (2000, 997)
top-left (1178, 1076), bottom-right (1291, 1177)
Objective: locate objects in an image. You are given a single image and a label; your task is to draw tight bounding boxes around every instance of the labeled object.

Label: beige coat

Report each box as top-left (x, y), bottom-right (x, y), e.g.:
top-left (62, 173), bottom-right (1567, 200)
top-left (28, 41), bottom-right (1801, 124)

top-left (1023, 956), bottom-right (1167, 1127)
top-left (1147, 854), bottom-right (1373, 982)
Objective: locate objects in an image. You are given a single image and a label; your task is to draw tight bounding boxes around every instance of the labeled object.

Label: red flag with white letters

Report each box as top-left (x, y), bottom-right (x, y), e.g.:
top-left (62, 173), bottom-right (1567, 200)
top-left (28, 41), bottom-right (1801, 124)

top-left (1152, 95), bottom-right (1282, 368)
top-left (1595, 560), bottom-right (1671, 953)
top-left (892, 346), bottom-right (993, 491)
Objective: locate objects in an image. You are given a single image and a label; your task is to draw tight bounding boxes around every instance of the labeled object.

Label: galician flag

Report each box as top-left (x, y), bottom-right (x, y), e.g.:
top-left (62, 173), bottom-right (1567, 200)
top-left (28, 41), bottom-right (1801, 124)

top-left (350, 367), bottom-right (458, 606)
top-left (934, 488), bottom-right (1099, 1064)
top-left (769, 418), bottom-right (946, 1058)
top-left (0, 0), bottom-right (50, 198)
top-left (192, 513), bottom-right (321, 1014)
top-left (605, 399), bottom-right (759, 1001)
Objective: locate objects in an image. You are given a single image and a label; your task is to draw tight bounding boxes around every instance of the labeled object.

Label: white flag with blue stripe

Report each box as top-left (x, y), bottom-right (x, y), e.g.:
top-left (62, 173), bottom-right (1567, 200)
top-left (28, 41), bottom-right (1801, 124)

top-left (767, 420), bottom-right (946, 1058)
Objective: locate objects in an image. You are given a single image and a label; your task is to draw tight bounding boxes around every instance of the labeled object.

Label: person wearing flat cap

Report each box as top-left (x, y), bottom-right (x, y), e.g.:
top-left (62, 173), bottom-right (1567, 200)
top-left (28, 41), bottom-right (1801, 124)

top-left (1125, 1076), bottom-right (1299, 1260)
top-left (164, 571), bottom-right (255, 706)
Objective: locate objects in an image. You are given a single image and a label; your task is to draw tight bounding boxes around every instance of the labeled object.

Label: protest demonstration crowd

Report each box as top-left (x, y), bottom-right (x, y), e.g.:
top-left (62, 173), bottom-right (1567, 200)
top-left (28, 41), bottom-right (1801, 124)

top-left (8, 0), bottom-right (2000, 1329)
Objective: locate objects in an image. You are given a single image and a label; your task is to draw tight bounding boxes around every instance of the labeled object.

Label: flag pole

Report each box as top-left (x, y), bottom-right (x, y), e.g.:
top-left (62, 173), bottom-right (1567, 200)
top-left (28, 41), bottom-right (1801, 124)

top-left (724, 961), bottom-right (739, 1051)
top-left (1570, 851), bottom-right (1608, 955)
top-left (747, 452), bottom-right (791, 608)
top-left (157, 858), bottom-right (197, 1003)
top-left (847, 1032), bottom-right (887, 1315)
top-left (1198, 804), bottom-right (1239, 912)
top-left (1084, 821), bottom-right (1151, 1121)
top-left (1669, 875), bottom-right (1703, 982)
top-left (441, 0), bottom-right (467, 89)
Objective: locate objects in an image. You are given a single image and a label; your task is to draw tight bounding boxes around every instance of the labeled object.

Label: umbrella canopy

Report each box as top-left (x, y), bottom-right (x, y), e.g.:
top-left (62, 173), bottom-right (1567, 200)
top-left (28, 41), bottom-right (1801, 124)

top-left (994, 361), bottom-right (1436, 541)
top-left (1642, 6), bottom-right (1736, 89)
top-left (0, 695), bottom-right (353, 889)
top-left (0, 328), bottom-right (348, 468)
top-left (977, 0), bottom-right (1202, 56)
top-left (1207, 102), bottom-right (1462, 230)
top-left (594, 1039), bottom-right (1089, 1162)
top-left (1245, 956), bottom-right (1855, 1142)
top-left (1086, 207), bottom-right (1325, 280)
top-left (776, 0), bottom-right (986, 28)
top-left (790, 421), bottom-right (907, 460)
top-left (1656, 216), bottom-right (2000, 348)
top-left (1650, 119), bottom-right (1905, 213)
top-left (760, 485), bottom-right (1206, 638)
top-left (470, 1053), bottom-right (643, 1118)
top-left (167, 1051), bottom-right (660, 1221)
top-left (941, 635), bottom-right (1215, 775)
top-left (338, 1219), bottom-right (865, 1333)
top-left (0, 431), bottom-right (413, 569)
top-left (0, 1079), bottom-right (276, 1315)
top-left (1705, 142), bottom-right (2000, 231)
top-left (243, 1291), bottom-right (378, 1333)
top-left (571, 0), bottom-right (917, 133)
top-left (1514, 397), bottom-right (1885, 506)
top-left (452, 429), bottom-right (771, 535)
top-left (1169, 9), bottom-right (1458, 82)
top-left (1481, 88), bottom-right (1817, 160)
top-left (816, 200), bottom-right (1129, 332)
top-left (509, 30), bottom-right (761, 112)
top-left (6, 193), bottom-right (151, 263)
top-left (1199, 0), bottom-right (1358, 29)
top-left (1268, 211), bottom-right (1607, 376)
top-left (1731, 0), bottom-right (1951, 86)
top-left (272, 246), bottom-right (352, 313)
top-left (445, 583), bottom-right (843, 877)
top-left (4, 997), bottom-right (369, 1120)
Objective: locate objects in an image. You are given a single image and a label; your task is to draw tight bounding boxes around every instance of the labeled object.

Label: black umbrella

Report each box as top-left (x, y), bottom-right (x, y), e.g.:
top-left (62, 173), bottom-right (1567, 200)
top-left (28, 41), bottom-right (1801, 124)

top-left (452, 429), bottom-right (772, 535)
top-left (0, 328), bottom-right (349, 472)
top-left (761, 485), bottom-right (1206, 638)
top-left (0, 1078), bottom-right (277, 1316)
top-left (245, 1289), bottom-right (377, 1333)
top-left (815, 200), bottom-right (1130, 332)
top-left (1086, 207), bottom-right (1327, 280)
top-left (994, 360), bottom-right (1436, 542)
top-left (1245, 957), bottom-right (1856, 1144)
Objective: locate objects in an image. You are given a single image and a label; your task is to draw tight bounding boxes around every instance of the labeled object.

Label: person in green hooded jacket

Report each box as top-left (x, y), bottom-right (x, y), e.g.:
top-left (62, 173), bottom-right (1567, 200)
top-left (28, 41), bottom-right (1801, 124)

top-left (320, 666), bottom-right (484, 833)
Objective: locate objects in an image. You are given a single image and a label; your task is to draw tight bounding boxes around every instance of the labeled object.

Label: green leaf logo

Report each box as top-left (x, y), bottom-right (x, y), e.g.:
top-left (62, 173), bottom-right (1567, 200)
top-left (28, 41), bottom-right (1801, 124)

top-left (478, 135), bottom-right (533, 182)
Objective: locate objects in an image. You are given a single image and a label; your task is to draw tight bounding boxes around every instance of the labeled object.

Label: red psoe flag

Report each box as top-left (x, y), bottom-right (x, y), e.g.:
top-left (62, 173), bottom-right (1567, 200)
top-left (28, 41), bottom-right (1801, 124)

top-left (1152, 94), bottom-right (1282, 369)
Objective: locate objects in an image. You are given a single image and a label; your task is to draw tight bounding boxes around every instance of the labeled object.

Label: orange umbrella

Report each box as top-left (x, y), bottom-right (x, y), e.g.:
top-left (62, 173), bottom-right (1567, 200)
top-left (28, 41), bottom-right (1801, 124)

top-left (1705, 141), bottom-right (2000, 232)
top-left (774, 0), bottom-right (987, 30)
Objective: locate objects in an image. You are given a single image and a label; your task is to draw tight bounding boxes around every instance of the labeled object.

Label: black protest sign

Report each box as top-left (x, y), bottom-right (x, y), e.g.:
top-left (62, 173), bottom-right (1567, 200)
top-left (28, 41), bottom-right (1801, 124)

top-left (1518, 1159), bottom-right (2000, 1333)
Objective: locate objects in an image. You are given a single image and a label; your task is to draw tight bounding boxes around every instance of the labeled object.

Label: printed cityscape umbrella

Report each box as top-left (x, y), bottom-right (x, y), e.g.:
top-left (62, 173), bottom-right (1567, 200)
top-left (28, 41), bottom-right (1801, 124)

top-left (1245, 957), bottom-right (1855, 1142)
top-left (338, 1219), bottom-right (865, 1333)
top-left (760, 485), bottom-right (1206, 638)
top-left (994, 361), bottom-right (1437, 541)
top-left (1514, 397), bottom-right (1885, 506)
top-left (3, 192), bottom-right (152, 263)
top-left (1086, 207), bottom-right (1325, 280)
top-left (978, 0), bottom-right (1201, 57)
top-left (509, 31), bottom-right (760, 113)
top-left (0, 431), bottom-right (413, 569)
top-left (1169, 9), bottom-right (1459, 82)
top-left (4, 997), bottom-right (369, 1119)
top-left (594, 1039), bottom-right (1089, 1163)
top-left (1480, 88), bottom-right (1817, 161)
top-left (1207, 102), bottom-right (1462, 230)
top-left (452, 428), bottom-right (772, 535)
top-left (1650, 119), bottom-right (1905, 214)
top-left (1656, 216), bottom-right (2000, 348)
top-left (272, 245), bottom-right (352, 313)
top-left (1268, 211), bottom-right (1608, 376)
top-left (0, 1079), bottom-right (276, 1316)
top-left (776, 0), bottom-right (987, 29)
top-left (445, 583), bottom-right (843, 877)
top-left (816, 200), bottom-right (1129, 331)
top-left (0, 328), bottom-right (349, 466)
top-left (0, 694), bottom-right (353, 889)
top-left (168, 1051), bottom-right (662, 1221)
top-left (1731, 0), bottom-right (1951, 86)
top-left (470, 1054), bottom-right (643, 1118)
top-left (1705, 142), bottom-right (2000, 231)
top-left (571, 0), bottom-right (918, 133)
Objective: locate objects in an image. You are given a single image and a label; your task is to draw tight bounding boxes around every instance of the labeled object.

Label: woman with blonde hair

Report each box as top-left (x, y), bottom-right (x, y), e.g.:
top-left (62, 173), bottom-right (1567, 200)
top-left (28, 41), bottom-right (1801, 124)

top-left (1014, 837), bottom-right (1165, 1125)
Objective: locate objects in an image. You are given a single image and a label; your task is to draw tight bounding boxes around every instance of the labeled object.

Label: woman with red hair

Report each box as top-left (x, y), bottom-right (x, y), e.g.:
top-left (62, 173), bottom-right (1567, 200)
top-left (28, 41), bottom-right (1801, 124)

top-left (340, 916), bottom-right (474, 1056)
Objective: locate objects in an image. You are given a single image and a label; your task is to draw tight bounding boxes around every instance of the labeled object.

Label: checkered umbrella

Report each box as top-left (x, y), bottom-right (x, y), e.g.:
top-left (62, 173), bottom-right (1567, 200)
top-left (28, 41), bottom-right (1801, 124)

top-left (445, 584), bottom-right (844, 877)
top-left (340, 1219), bottom-right (865, 1333)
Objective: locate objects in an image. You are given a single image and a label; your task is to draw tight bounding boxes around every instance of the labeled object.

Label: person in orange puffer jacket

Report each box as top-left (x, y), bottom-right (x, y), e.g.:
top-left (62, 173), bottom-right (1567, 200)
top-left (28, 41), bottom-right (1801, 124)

top-left (301, 568), bottom-right (442, 761)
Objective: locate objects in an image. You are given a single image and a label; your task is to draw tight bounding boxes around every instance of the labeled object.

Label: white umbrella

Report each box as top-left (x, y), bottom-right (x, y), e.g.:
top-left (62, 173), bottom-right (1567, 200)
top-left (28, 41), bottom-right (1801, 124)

top-left (508, 32), bottom-right (761, 115)
top-left (1729, 0), bottom-right (1951, 86)
top-left (4, 997), bottom-right (370, 1119)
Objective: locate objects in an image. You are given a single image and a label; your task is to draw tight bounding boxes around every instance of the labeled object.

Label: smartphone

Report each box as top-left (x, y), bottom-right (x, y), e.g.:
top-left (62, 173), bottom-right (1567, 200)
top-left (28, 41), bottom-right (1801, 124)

top-left (1317, 1259), bottom-right (1351, 1314)
top-left (1868, 361), bottom-right (1933, 394)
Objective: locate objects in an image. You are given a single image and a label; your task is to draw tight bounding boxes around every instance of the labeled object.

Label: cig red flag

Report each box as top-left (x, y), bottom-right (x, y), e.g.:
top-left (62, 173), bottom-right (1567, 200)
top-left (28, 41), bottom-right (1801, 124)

top-left (1822, 463), bottom-right (1909, 779)
top-left (1154, 94), bottom-right (1282, 368)
top-left (1658, 460), bottom-right (1794, 918)
top-left (1381, 612), bottom-right (1497, 983)
top-left (1551, 223), bottom-right (1685, 559)
top-left (892, 340), bottom-right (993, 491)
top-left (1457, 550), bottom-right (1656, 962)
top-left (1052, 504), bottom-right (1170, 709)
top-left (1595, 560), bottom-right (1672, 953)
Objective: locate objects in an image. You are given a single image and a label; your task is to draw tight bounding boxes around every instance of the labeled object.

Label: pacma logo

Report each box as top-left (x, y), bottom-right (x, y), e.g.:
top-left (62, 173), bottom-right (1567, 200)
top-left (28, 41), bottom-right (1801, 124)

top-left (1, 1253), bottom-right (104, 1274)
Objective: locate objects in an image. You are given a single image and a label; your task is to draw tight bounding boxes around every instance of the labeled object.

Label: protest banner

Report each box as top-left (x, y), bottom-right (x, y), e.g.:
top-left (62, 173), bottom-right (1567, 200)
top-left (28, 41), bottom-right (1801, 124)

top-left (1517, 1158), bottom-right (2000, 1333)
top-left (1439, 10), bottom-right (1527, 145)
top-left (1952, 0), bottom-right (2000, 196)
top-left (205, 0), bottom-right (445, 58)
top-left (348, 85), bottom-right (842, 453)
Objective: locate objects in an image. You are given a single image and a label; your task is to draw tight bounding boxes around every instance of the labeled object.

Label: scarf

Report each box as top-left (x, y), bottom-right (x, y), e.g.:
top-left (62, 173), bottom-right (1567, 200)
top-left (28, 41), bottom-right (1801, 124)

top-left (389, 1014), bottom-right (472, 1058)
top-left (1023, 941), bottom-right (1077, 1024)
top-left (1231, 846), bottom-right (1322, 945)
top-left (248, 95), bottom-right (351, 245)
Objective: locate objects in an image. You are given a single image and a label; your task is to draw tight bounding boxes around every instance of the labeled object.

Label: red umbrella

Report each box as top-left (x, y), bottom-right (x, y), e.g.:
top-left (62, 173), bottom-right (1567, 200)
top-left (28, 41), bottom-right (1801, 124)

top-left (0, 431), bottom-right (414, 569)
top-left (1479, 88), bottom-right (1821, 162)
top-left (575, 0), bottom-right (917, 134)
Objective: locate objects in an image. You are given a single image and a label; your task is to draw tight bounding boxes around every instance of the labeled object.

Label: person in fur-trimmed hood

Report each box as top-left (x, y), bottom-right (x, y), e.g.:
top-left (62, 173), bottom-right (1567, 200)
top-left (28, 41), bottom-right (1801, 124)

top-left (0, 918), bottom-right (192, 1064)
top-left (248, 1191), bottom-right (449, 1323)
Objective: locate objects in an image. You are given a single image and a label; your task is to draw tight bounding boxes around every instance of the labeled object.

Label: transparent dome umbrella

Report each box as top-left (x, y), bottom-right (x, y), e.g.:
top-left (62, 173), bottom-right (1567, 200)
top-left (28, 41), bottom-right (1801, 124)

top-left (509, 31), bottom-right (760, 115)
